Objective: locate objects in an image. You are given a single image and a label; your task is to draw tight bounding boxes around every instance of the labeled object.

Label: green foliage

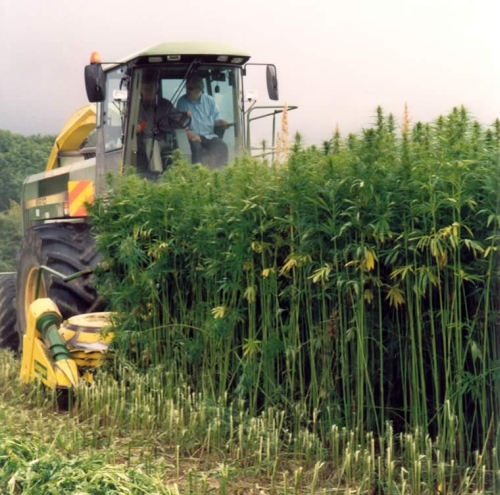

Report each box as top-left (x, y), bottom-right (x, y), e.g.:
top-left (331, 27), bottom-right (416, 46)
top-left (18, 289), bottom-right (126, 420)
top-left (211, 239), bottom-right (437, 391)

top-left (0, 130), bottom-right (53, 268)
top-left (0, 130), bottom-right (54, 211)
top-left (0, 431), bottom-right (173, 494)
top-left (0, 202), bottom-right (22, 271)
top-left (2, 348), bottom-right (497, 494)
top-left (90, 106), bottom-right (500, 464)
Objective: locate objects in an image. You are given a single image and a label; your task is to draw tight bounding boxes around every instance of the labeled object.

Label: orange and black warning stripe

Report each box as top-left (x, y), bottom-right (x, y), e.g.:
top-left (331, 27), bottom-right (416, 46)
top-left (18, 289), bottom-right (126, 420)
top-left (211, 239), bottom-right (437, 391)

top-left (68, 180), bottom-right (94, 217)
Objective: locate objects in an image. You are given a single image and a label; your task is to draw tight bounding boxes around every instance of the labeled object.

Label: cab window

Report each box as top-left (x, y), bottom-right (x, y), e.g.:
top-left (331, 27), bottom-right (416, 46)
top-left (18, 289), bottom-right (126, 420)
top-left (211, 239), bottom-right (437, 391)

top-left (103, 67), bottom-right (127, 152)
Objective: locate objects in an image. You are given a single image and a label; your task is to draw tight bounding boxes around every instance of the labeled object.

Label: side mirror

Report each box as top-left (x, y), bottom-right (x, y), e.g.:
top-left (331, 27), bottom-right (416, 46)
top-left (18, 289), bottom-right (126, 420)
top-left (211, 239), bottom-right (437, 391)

top-left (266, 65), bottom-right (279, 101)
top-left (84, 64), bottom-right (106, 102)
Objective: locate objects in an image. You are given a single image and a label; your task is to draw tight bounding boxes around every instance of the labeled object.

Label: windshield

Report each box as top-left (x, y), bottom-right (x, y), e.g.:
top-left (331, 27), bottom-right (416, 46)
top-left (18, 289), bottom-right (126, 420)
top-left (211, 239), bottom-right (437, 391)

top-left (123, 65), bottom-right (242, 174)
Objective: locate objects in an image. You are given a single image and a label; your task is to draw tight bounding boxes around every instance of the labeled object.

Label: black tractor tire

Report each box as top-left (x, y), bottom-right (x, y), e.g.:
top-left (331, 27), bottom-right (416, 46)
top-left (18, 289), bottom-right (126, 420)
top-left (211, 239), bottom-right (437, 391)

top-left (0, 273), bottom-right (19, 351)
top-left (16, 223), bottom-right (106, 340)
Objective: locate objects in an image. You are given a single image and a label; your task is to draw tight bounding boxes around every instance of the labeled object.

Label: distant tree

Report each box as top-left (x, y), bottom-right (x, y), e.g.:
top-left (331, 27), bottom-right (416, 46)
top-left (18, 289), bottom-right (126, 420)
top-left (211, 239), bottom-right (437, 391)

top-left (0, 130), bottom-right (54, 269)
top-left (0, 130), bottom-right (54, 211)
top-left (0, 201), bottom-right (22, 271)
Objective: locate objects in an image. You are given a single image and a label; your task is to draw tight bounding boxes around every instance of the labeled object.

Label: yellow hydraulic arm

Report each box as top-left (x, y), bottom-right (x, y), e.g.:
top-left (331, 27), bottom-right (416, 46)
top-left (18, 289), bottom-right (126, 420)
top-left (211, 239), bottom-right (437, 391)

top-left (20, 298), bottom-right (79, 389)
top-left (46, 104), bottom-right (96, 171)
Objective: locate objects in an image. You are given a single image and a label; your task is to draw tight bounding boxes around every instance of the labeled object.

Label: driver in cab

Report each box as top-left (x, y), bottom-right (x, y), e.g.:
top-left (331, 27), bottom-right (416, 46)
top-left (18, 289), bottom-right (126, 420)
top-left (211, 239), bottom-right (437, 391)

top-left (137, 72), bottom-right (189, 136)
top-left (136, 72), bottom-right (190, 171)
top-left (176, 74), bottom-right (230, 168)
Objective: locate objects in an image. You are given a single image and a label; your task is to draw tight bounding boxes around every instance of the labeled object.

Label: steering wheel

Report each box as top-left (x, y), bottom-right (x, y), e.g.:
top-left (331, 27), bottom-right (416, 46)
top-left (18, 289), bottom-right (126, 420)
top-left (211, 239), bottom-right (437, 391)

top-left (214, 122), bottom-right (235, 139)
top-left (157, 111), bottom-right (192, 133)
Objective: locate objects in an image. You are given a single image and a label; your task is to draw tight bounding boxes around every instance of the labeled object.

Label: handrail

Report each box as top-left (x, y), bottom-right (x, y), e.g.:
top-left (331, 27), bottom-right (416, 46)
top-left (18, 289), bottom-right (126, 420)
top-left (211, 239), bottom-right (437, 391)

top-left (246, 105), bottom-right (298, 156)
top-left (35, 266), bottom-right (93, 300)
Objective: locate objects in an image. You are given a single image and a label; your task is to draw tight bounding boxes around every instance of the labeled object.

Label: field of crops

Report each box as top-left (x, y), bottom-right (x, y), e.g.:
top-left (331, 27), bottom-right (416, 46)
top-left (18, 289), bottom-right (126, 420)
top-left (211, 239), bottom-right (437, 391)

top-left (1, 106), bottom-right (499, 493)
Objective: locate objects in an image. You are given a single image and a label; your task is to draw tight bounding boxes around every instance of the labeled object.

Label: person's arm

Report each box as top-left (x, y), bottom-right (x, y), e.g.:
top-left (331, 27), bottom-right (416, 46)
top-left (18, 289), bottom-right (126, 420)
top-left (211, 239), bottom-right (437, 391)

top-left (136, 104), bottom-right (147, 134)
top-left (160, 99), bottom-right (188, 128)
top-left (186, 130), bottom-right (201, 142)
top-left (177, 98), bottom-right (201, 141)
top-left (178, 111), bottom-right (191, 129)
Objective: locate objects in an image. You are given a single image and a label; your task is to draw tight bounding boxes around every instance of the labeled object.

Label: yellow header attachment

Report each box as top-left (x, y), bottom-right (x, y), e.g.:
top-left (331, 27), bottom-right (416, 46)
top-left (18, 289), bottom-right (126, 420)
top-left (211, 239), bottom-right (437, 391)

top-left (46, 105), bottom-right (96, 171)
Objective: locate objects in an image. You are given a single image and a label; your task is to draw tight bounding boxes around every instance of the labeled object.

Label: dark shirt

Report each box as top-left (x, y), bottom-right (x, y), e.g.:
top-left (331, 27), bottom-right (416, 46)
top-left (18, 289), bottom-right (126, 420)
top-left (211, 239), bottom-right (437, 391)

top-left (138, 98), bottom-right (176, 136)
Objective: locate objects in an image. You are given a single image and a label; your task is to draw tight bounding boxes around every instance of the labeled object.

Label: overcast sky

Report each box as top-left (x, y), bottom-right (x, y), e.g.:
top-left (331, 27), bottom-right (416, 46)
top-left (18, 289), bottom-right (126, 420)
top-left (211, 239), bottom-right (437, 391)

top-left (0, 0), bottom-right (498, 146)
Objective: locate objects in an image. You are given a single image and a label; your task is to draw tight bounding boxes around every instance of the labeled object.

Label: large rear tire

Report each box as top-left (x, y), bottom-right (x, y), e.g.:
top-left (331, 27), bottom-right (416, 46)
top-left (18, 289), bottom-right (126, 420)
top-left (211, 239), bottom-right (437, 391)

top-left (0, 273), bottom-right (19, 351)
top-left (16, 223), bottom-right (105, 339)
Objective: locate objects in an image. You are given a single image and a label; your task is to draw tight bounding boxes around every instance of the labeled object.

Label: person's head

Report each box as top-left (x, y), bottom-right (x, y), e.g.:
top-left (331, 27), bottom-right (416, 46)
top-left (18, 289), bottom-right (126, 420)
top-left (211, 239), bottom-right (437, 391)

top-left (141, 72), bottom-right (157, 101)
top-left (185, 75), bottom-right (203, 101)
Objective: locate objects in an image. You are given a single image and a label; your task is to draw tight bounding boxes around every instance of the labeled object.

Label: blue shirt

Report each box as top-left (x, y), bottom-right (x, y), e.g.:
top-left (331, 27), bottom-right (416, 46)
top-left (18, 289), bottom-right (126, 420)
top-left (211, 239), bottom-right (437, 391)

top-left (176, 93), bottom-right (221, 139)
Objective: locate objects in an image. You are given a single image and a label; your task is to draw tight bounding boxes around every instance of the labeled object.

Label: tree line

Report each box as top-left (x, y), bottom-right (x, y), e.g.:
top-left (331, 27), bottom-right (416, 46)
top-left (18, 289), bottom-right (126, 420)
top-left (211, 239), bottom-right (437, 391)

top-left (0, 129), bottom-right (54, 271)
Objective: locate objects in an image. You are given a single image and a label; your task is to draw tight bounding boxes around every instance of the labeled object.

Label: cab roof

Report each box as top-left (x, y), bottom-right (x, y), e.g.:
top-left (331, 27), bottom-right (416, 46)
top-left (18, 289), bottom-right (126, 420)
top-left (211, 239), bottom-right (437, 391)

top-left (105, 42), bottom-right (251, 69)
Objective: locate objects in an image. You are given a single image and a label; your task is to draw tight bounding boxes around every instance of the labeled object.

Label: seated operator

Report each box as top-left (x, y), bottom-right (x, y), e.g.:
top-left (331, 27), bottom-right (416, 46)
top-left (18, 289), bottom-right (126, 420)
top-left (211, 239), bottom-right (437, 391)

top-left (136, 72), bottom-right (190, 171)
top-left (176, 74), bottom-right (230, 168)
